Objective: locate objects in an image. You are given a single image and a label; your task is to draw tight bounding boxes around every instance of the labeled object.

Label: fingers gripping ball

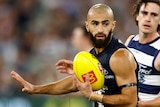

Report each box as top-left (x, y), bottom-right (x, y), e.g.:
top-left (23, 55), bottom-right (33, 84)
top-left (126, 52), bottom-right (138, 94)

top-left (73, 51), bottom-right (104, 90)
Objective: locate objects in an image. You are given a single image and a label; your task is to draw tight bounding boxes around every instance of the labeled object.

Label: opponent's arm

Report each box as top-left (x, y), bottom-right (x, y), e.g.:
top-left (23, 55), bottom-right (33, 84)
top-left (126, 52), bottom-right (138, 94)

top-left (11, 71), bottom-right (77, 95)
top-left (155, 52), bottom-right (160, 71)
top-left (138, 97), bottom-right (160, 107)
top-left (56, 59), bottom-right (74, 75)
top-left (124, 35), bottom-right (135, 46)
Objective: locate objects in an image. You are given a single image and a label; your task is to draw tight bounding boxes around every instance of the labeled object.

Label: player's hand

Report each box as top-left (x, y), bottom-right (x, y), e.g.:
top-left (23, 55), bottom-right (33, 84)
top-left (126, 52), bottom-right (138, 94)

top-left (56, 59), bottom-right (74, 75)
top-left (73, 74), bottom-right (93, 98)
top-left (11, 71), bottom-right (35, 94)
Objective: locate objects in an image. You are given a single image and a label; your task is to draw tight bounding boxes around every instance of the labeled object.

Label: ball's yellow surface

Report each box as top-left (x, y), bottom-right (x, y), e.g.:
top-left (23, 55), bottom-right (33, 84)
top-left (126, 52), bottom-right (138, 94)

top-left (73, 51), bottom-right (104, 90)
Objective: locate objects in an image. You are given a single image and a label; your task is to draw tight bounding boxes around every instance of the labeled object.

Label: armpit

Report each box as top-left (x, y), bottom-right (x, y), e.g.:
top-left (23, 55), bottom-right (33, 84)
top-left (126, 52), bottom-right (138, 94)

top-left (154, 52), bottom-right (160, 71)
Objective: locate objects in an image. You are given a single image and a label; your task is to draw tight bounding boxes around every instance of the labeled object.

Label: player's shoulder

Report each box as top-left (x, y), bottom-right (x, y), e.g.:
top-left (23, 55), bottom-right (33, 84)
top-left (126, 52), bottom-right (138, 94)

top-left (125, 35), bottom-right (135, 46)
top-left (110, 48), bottom-right (136, 67)
top-left (111, 48), bottom-right (132, 59)
top-left (110, 48), bottom-right (137, 73)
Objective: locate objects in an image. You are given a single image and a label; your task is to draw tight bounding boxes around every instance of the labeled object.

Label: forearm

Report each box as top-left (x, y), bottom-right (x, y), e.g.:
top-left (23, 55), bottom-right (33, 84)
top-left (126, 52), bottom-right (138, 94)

top-left (89, 87), bottom-right (137, 106)
top-left (32, 76), bottom-right (77, 95)
top-left (141, 97), bottom-right (160, 107)
top-left (102, 94), bottom-right (137, 106)
top-left (89, 93), bottom-right (137, 106)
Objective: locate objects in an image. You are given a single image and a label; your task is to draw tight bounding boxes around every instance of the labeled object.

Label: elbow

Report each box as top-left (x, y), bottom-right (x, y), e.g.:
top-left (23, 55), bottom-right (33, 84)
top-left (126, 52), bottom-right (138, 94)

top-left (121, 86), bottom-right (137, 106)
top-left (128, 95), bottom-right (137, 106)
top-left (125, 89), bottom-right (137, 106)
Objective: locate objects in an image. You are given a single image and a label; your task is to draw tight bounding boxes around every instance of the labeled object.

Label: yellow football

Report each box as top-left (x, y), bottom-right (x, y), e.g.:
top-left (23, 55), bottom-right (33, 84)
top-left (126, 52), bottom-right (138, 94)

top-left (73, 51), bottom-right (104, 90)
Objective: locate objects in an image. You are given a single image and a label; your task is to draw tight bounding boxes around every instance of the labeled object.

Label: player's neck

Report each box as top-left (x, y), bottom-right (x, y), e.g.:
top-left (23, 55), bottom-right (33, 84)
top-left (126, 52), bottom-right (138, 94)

top-left (139, 31), bottom-right (159, 44)
top-left (95, 48), bottom-right (105, 54)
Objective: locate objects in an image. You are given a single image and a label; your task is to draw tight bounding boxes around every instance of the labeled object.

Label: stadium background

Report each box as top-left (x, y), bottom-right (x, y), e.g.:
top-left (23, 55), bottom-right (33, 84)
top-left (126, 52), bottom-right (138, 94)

top-left (0, 0), bottom-right (138, 107)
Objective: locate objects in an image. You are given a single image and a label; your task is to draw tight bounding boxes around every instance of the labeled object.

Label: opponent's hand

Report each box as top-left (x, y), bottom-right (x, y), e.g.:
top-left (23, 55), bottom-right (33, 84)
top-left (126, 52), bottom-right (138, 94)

top-left (56, 59), bottom-right (74, 75)
top-left (138, 100), bottom-right (146, 107)
top-left (11, 71), bottom-right (35, 94)
top-left (73, 74), bottom-right (93, 98)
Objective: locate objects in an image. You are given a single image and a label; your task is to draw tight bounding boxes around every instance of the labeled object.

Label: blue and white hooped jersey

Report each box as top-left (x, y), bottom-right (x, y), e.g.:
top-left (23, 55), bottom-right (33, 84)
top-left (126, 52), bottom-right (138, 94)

top-left (128, 35), bottom-right (160, 101)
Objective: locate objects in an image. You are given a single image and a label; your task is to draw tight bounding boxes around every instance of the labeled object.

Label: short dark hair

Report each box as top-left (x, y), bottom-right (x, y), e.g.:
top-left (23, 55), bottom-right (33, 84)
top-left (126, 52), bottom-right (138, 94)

top-left (133, 0), bottom-right (160, 31)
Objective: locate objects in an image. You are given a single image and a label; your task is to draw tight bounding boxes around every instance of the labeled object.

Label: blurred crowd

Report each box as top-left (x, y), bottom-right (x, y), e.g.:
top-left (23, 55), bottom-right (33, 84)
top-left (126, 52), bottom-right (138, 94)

top-left (0, 0), bottom-right (138, 106)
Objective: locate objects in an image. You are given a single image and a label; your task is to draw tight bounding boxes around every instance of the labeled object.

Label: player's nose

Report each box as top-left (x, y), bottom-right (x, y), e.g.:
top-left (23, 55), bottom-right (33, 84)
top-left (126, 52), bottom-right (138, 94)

top-left (97, 24), bottom-right (104, 33)
top-left (145, 14), bottom-right (151, 22)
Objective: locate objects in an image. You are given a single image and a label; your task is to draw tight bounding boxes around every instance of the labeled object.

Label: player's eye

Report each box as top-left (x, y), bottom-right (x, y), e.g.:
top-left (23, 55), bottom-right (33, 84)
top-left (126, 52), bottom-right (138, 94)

top-left (151, 13), bottom-right (158, 17)
top-left (102, 21), bottom-right (109, 26)
top-left (91, 21), bottom-right (99, 26)
top-left (141, 11), bottom-right (148, 16)
top-left (103, 22), bottom-right (109, 26)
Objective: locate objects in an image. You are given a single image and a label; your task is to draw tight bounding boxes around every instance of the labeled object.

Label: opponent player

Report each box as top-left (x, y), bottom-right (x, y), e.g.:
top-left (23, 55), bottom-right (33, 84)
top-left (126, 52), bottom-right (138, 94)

top-left (11, 4), bottom-right (138, 107)
top-left (71, 24), bottom-right (93, 52)
top-left (125, 0), bottom-right (160, 106)
top-left (57, 24), bottom-right (93, 75)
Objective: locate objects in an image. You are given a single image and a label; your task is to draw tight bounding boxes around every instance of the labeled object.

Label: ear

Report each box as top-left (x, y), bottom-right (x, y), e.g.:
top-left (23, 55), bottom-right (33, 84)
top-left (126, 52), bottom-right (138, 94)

top-left (112, 21), bottom-right (116, 31)
top-left (85, 21), bottom-right (89, 32)
top-left (136, 15), bottom-right (139, 21)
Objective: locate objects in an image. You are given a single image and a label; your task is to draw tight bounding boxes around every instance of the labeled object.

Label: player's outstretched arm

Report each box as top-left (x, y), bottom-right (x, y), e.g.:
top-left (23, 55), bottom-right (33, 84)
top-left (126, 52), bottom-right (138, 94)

top-left (11, 71), bottom-right (35, 94)
top-left (56, 59), bottom-right (74, 75)
top-left (11, 71), bottom-right (77, 95)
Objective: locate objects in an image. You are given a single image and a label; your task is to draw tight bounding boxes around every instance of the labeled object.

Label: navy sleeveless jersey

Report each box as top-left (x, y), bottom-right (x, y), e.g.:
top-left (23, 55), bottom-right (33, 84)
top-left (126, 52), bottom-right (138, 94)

top-left (90, 37), bottom-right (132, 107)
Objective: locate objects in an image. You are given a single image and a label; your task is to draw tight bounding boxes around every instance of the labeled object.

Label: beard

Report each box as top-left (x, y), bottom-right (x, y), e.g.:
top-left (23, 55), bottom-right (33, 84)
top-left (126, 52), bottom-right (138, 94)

top-left (88, 30), bottom-right (113, 48)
